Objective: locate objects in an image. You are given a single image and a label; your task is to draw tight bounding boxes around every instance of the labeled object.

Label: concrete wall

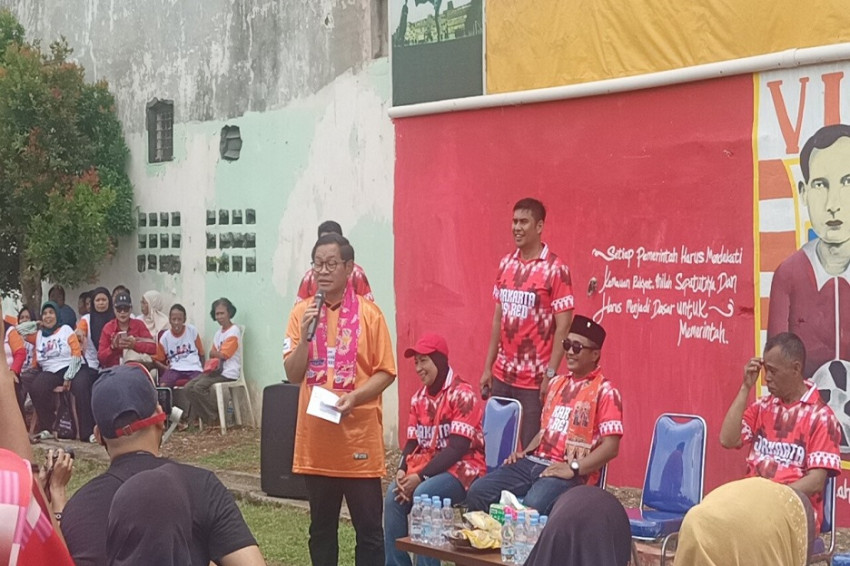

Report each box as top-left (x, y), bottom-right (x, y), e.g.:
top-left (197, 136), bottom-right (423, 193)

top-left (1, 0), bottom-right (399, 440)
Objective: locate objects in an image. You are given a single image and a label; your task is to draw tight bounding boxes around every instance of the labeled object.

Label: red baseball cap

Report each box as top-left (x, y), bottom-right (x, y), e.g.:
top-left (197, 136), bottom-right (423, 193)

top-left (404, 333), bottom-right (449, 358)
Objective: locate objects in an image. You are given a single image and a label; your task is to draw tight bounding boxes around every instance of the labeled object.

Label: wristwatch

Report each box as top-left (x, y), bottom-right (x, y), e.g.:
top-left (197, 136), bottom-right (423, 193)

top-left (570, 460), bottom-right (580, 475)
top-left (545, 368), bottom-right (556, 379)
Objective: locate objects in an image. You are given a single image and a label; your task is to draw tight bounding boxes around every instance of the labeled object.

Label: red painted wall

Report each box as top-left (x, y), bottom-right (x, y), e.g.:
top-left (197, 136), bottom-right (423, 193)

top-left (393, 75), bottom-right (758, 494)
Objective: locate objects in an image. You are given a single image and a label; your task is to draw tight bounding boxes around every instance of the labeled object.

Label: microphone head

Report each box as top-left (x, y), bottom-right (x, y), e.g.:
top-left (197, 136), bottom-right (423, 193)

top-left (315, 290), bottom-right (326, 303)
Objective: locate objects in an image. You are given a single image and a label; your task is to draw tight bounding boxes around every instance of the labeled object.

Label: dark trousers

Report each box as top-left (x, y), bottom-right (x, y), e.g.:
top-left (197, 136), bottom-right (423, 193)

top-left (304, 475), bottom-right (384, 566)
top-left (465, 457), bottom-right (581, 515)
top-left (29, 366), bottom-right (97, 438)
top-left (492, 378), bottom-right (542, 449)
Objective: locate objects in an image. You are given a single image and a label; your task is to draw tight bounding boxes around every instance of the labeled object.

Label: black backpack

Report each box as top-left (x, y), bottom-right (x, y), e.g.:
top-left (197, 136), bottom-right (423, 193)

top-left (54, 392), bottom-right (77, 440)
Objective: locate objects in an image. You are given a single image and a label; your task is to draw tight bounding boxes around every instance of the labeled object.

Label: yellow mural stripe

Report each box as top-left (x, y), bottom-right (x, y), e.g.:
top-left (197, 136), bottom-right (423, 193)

top-left (486, 0), bottom-right (850, 93)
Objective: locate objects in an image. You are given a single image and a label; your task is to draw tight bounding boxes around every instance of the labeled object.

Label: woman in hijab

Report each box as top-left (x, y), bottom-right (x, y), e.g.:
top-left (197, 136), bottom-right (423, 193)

top-left (29, 302), bottom-right (93, 439)
top-left (673, 477), bottom-right (813, 566)
top-left (76, 287), bottom-right (114, 372)
top-left (384, 333), bottom-right (486, 566)
top-left (526, 485), bottom-right (632, 566)
top-left (140, 290), bottom-right (169, 338)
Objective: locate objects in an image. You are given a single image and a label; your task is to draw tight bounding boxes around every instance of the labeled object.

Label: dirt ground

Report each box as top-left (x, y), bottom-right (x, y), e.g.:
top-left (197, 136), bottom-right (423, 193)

top-left (120, 426), bottom-right (850, 553)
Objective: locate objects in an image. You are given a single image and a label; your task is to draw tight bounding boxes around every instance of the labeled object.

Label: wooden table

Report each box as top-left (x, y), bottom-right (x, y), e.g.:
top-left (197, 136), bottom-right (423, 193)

top-left (395, 536), bottom-right (505, 566)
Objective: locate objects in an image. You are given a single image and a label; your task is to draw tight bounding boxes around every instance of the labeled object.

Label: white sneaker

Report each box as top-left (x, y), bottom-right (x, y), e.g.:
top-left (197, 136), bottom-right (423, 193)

top-left (89, 434), bottom-right (97, 443)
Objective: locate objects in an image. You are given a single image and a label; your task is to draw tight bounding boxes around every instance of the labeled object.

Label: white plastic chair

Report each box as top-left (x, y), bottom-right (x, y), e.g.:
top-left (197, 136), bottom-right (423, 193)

top-left (212, 325), bottom-right (256, 434)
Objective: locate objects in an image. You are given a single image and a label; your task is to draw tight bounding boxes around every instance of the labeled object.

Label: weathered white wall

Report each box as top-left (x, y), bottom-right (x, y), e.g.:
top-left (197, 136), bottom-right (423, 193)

top-left (1, 0), bottom-right (399, 441)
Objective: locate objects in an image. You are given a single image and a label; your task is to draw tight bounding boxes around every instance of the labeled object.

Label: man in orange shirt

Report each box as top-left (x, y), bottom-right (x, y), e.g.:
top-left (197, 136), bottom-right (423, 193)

top-left (284, 233), bottom-right (396, 566)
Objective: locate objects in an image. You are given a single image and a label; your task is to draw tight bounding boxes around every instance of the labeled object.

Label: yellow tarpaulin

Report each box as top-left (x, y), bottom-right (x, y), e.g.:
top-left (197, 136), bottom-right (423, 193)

top-left (487, 0), bottom-right (850, 93)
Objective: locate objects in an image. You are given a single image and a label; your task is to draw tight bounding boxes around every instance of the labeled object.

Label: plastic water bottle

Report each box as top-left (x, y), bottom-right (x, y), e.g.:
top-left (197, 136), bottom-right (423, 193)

top-left (430, 497), bottom-right (443, 545)
top-left (226, 397), bottom-right (235, 426)
top-left (410, 496), bottom-right (423, 542)
top-left (514, 511), bottom-right (528, 564)
top-left (501, 515), bottom-right (515, 563)
top-left (527, 515), bottom-right (540, 557)
top-left (420, 498), bottom-right (433, 544)
top-left (441, 498), bottom-right (453, 544)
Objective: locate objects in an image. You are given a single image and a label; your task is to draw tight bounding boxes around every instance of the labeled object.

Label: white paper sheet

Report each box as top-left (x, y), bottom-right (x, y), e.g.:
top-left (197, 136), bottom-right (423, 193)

top-left (306, 386), bottom-right (342, 424)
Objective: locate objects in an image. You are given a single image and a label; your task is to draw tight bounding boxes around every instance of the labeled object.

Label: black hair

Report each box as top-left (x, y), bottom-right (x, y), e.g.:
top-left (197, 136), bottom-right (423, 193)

top-left (764, 332), bottom-right (806, 371)
top-left (317, 220), bottom-right (343, 238)
top-left (112, 284), bottom-right (130, 297)
top-left (170, 304), bottom-right (187, 317)
top-left (799, 124), bottom-right (850, 184)
top-left (513, 198), bottom-right (546, 223)
top-left (48, 284), bottom-right (65, 301)
top-left (79, 291), bottom-right (90, 301)
top-left (311, 233), bottom-right (355, 263)
top-left (210, 298), bottom-right (237, 321)
top-left (17, 306), bottom-right (33, 323)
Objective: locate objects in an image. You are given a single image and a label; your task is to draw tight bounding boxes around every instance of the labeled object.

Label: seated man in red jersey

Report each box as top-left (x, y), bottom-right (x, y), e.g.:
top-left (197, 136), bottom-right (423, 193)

top-left (466, 315), bottom-right (623, 515)
top-left (723, 332), bottom-right (840, 530)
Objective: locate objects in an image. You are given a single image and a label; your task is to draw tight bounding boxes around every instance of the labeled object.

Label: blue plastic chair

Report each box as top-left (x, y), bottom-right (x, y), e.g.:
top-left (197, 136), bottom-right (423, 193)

top-left (809, 474), bottom-right (836, 565)
top-left (482, 396), bottom-right (521, 472)
top-left (627, 413), bottom-right (707, 566)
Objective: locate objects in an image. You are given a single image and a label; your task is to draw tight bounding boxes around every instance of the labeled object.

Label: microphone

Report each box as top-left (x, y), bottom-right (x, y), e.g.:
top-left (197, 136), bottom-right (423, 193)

top-left (306, 290), bottom-right (325, 342)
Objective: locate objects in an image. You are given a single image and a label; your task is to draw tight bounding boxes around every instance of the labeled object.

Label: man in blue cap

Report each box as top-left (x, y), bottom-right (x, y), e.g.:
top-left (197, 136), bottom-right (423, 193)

top-left (56, 364), bottom-right (265, 566)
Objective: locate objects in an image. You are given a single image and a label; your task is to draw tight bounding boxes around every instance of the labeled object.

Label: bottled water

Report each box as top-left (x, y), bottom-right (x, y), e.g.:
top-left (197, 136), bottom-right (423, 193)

top-left (420, 498), bottom-right (433, 545)
top-left (441, 498), bottom-right (453, 545)
top-left (527, 516), bottom-right (540, 559)
top-left (409, 496), bottom-right (423, 542)
top-left (500, 515), bottom-right (515, 563)
top-left (514, 511), bottom-right (528, 564)
top-left (430, 497), bottom-right (443, 545)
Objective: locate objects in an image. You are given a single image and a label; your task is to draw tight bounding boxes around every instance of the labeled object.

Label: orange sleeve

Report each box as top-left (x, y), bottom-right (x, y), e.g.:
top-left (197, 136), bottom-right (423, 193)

top-left (67, 332), bottom-right (82, 357)
top-left (219, 336), bottom-right (238, 359)
top-left (195, 335), bottom-right (205, 356)
top-left (7, 329), bottom-right (24, 354)
top-left (366, 301), bottom-right (397, 378)
top-left (25, 333), bottom-right (36, 346)
top-left (154, 341), bottom-right (167, 363)
top-left (77, 318), bottom-right (89, 335)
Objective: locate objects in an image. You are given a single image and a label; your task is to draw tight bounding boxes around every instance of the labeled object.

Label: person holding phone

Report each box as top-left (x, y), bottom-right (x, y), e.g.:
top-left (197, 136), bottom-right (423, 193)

top-left (97, 292), bottom-right (156, 369)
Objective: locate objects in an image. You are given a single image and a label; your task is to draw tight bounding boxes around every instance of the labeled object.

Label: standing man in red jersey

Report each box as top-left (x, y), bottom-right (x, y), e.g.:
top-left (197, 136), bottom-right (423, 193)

top-left (480, 198), bottom-right (575, 448)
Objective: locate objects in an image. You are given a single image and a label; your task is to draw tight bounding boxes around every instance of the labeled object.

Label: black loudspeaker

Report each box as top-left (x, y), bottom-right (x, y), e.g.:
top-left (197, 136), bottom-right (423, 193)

top-left (261, 383), bottom-right (309, 499)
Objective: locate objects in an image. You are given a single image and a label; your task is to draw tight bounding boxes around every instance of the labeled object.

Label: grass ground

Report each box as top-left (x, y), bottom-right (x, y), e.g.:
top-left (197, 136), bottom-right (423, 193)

top-left (39, 427), bottom-right (850, 564)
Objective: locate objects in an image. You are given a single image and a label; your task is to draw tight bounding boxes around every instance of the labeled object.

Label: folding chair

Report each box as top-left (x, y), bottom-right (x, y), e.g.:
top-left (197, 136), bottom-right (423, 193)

top-left (809, 474), bottom-right (836, 565)
top-left (212, 325), bottom-right (256, 434)
top-left (482, 396), bottom-right (521, 472)
top-left (627, 413), bottom-right (707, 566)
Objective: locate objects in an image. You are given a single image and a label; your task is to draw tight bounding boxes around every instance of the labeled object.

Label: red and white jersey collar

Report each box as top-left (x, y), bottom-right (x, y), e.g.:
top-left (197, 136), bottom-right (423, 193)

top-left (512, 243), bottom-right (550, 262)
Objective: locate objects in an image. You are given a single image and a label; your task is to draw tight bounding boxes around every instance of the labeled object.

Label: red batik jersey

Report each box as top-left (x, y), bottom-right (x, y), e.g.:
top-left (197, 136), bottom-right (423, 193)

top-left (534, 367), bottom-right (623, 486)
top-left (295, 263), bottom-right (374, 303)
top-left (741, 380), bottom-right (841, 532)
top-left (492, 245), bottom-right (574, 389)
top-left (407, 371), bottom-right (486, 490)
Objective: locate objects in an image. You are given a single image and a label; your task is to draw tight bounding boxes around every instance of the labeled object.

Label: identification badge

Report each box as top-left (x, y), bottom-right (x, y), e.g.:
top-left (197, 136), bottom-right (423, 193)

top-left (327, 347), bottom-right (336, 370)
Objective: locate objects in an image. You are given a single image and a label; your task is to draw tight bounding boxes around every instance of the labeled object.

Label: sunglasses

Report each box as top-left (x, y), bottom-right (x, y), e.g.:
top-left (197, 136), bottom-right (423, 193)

top-left (562, 339), bottom-right (600, 354)
top-left (115, 306), bottom-right (132, 313)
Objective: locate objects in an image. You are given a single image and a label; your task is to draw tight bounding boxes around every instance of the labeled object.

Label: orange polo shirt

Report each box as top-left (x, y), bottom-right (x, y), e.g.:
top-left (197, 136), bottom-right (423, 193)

top-left (284, 296), bottom-right (396, 478)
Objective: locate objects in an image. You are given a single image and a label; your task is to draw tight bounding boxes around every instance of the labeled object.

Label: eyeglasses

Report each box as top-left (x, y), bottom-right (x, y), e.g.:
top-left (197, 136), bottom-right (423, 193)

top-left (115, 306), bottom-right (132, 313)
top-left (311, 260), bottom-right (346, 273)
top-left (562, 339), bottom-right (600, 354)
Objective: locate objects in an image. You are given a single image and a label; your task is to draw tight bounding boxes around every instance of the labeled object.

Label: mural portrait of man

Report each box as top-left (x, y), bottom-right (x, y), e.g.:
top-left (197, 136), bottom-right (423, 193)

top-left (767, 124), bottom-right (850, 451)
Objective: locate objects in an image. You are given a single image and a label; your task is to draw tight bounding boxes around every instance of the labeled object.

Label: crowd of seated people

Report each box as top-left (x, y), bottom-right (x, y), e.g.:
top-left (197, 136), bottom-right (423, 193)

top-left (4, 285), bottom-right (243, 439)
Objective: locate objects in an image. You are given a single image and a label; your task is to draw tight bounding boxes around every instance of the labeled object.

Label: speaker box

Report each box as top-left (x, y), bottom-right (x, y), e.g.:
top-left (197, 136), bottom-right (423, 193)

top-left (261, 383), bottom-right (309, 499)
